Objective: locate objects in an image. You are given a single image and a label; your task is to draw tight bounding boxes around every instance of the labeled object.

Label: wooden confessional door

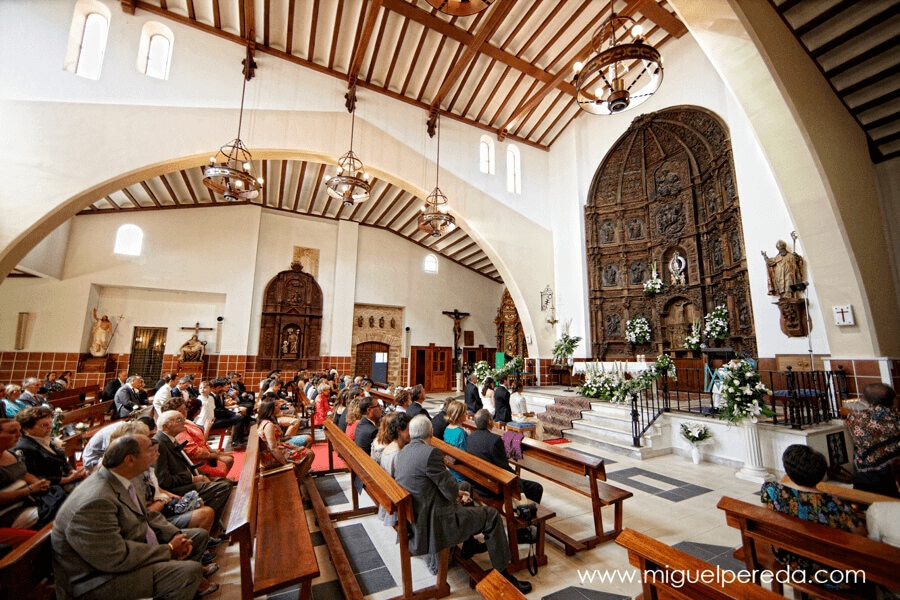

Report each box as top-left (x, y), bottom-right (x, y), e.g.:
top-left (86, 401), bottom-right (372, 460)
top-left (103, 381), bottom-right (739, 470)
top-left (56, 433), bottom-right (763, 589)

top-left (410, 345), bottom-right (452, 392)
top-left (129, 327), bottom-right (167, 382)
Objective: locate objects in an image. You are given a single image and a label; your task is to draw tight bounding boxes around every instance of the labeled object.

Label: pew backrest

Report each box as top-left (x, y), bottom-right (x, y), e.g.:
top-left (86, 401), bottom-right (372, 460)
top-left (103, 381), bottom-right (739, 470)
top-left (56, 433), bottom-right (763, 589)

top-left (47, 385), bottom-right (102, 411)
top-left (717, 496), bottom-right (900, 589)
top-left (0, 522), bottom-right (53, 600)
top-left (60, 400), bottom-right (114, 428)
top-left (369, 389), bottom-right (397, 407)
top-left (223, 424), bottom-right (260, 543)
top-left (616, 528), bottom-right (784, 600)
top-left (430, 437), bottom-right (518, 499)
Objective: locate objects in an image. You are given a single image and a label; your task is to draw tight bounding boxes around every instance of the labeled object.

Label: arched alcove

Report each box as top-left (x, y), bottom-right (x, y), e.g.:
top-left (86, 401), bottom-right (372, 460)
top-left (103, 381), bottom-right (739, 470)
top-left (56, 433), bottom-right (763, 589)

top-left (585, 106), bottom-right (756, 359)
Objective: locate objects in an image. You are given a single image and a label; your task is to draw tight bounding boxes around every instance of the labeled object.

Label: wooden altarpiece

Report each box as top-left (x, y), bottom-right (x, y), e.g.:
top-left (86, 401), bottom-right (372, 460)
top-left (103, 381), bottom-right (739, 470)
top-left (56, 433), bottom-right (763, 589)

top-left (257, 262), bottom-right (323, 372)
top-left (495, 288), bottom-right (528, 358)
top-left (584, 106), bottom-right (757, 359)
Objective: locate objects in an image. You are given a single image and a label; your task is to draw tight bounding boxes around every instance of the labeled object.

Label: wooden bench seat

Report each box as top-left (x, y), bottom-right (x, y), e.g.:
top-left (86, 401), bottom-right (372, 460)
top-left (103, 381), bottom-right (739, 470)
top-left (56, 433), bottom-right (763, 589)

top-left (222, 424), bottom-right (319, 600)
top-left (616, 528), bottom-right (784, 600)
top-left (0, 523), bottom-right (53, 600)
top-left (313, 420), bottom-right (450, 600)
top-left (475, 569), bottom-right (527, 600)
top-left (718, 496), bottom-right (900, 599)
top-left (47, 385), bottom-right (102, 411)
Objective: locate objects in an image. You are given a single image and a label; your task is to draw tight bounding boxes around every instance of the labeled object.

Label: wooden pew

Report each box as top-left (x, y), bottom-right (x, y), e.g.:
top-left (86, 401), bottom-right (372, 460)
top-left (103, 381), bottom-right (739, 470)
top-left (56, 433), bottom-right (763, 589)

top-left (59, 400), bottom-right (114, 430)
top-left (369, 389), bottom-right (397, 407)
top-left (718, 496), bottom-right (900, 598)
top-left (430, 437), bottom-right (555, 575)
top-left (616, 528), bottom-right (785, 600)
top-left (780, 476), bottom-right (900, 522)
top-left (0, 523), bottom-right (54, 600)
top-left (475, 569), bottom-right (527, 600)
top-left (47, 385), bottom-right (102, 411)
top-left (314, 420), bottom-right (450, 600)
top-left (221, 424), bottom-right (319, 600)
top-left (462, 419), bottom-right (632, 555)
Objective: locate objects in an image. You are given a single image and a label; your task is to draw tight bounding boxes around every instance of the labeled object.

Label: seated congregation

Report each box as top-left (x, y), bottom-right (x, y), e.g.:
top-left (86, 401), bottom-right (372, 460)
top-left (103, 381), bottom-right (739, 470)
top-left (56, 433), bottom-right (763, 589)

top-left (1, 370), bottom-right (899, 600)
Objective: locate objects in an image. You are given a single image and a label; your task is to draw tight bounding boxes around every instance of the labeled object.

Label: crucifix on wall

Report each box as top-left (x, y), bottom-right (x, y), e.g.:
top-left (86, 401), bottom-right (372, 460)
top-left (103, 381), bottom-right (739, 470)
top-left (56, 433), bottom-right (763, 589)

top-left (443, 309), bottom-right (470, 373)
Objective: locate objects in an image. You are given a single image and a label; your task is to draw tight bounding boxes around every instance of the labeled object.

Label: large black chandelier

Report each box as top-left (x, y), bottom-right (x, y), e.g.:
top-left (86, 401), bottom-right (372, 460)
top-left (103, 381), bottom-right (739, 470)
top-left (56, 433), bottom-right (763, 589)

top-left (574, 10), bottom-right (664, 115)
top-left (203, 46), bottom-right (263, 201)
top-left (325, 95), bottom-right (371, 207)
top-left (418, 114), bottom-right (456, 238)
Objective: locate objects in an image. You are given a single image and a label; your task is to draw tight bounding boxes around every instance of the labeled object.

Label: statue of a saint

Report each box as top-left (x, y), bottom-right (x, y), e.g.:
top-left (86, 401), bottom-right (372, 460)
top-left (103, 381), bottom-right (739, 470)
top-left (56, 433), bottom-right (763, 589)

top-left (179, 335), bottom-right (207, 362)
top-left (669, 252), bottom-right (687, 286)
top-left (288, 329), bottom-right (299, 353)
top-left (762, 237), bottom-right (804, 298)
top-left (89, 308), bottom-right (113, 357)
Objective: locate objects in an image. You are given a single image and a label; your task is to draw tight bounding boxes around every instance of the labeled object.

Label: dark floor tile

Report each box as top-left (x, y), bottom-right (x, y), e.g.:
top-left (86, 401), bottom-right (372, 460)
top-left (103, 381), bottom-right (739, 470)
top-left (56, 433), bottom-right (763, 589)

top-left (310, 531), bottom-right (324, 547)
top-left (315, 474), bottom-right (348, 507)
top-left (310, 580), bottom-right (344, 600)
top-left (678, 484), bottom-right (713, 497)
top-left (672, 541), bottom-right (718, 561)
top-left (266, 584), bottom-right (301, 600)
top-left (707, 550), bottom-right (746, 574)
top-left (690, 543), bottom-right (733, 556)
top-left (336, 523), bottom-right (388, 575)
top-left (656, 489), bottom-right (690, 502)
top-left (542, 586), bottom-right (631, 600)
top-left (346, 548), bottom-right (384, 573)
top-left (356, 566), bottom-right (396, 595)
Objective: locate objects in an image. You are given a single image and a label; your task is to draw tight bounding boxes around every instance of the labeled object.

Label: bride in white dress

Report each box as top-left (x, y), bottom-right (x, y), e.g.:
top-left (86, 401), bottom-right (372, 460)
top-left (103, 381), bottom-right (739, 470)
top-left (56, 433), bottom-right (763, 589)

top-left (480, 377), bottom-right (495, 414)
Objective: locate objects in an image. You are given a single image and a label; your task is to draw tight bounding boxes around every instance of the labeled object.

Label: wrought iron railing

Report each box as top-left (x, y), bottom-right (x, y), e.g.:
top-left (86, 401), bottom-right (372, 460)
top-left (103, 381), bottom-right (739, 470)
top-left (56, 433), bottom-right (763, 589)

top-left (630, 378), bottom-right (670, 447)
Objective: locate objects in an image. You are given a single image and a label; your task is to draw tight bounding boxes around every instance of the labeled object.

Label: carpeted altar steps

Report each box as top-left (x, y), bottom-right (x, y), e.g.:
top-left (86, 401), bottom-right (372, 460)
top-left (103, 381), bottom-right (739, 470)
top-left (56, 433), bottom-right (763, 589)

top-left (537, 396), bottom-right (595, 440)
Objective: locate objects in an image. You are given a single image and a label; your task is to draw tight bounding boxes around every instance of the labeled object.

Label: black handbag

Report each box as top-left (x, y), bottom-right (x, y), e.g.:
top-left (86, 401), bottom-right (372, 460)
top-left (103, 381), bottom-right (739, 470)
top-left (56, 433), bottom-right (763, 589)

top-left (35, 484), bottom-right (68, 527)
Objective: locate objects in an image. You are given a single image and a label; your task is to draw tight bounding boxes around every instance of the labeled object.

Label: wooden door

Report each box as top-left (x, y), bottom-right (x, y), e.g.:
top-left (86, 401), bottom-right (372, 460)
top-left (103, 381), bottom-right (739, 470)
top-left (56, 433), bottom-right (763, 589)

top-left (410, 345), bottom-right (453, 392)
top-left (431, 348), bottom-right (450, 392)
top-left (129, 327), bottom-right (167, 383)
top-left (355, 342), bottom-right (389, 382)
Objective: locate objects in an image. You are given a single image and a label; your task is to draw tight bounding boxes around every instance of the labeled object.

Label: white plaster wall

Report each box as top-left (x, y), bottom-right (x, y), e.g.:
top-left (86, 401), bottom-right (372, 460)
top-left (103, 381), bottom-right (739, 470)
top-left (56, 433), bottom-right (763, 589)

top-left (17, 221), bottom-right (72, 279)
top-left (875, 156), bottom-right (900, 325)
top-left (355, 226), bottom-right (504, 355)
top-left (548, 35), bottom-right (830, 358)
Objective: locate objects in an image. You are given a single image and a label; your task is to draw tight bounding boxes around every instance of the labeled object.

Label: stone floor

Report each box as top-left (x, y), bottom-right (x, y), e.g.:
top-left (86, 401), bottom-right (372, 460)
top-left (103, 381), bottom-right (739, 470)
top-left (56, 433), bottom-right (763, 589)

top-left (202, 392), bottom-right (771, 600)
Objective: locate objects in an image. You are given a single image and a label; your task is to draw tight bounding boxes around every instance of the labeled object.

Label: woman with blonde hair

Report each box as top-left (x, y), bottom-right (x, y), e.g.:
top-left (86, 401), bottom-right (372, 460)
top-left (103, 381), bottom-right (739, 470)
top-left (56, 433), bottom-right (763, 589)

top-left (442, 401), bottom-right (469, 483)
top-left (344, 398), bottom-right (363, 441)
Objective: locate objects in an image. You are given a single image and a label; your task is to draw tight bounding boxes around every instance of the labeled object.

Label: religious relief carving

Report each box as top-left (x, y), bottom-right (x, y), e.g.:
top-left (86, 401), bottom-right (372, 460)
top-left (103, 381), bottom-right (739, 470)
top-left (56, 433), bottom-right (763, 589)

top-left (179, 336), bottom-right (207, 362)
top-left (603, 264), bottom-right (619, 287)
top-left (600, 220), bottom-right (616, 244)
top-left (778, 298), bottom-right (809, 337)
top-left (628, 218), bottom-right (644, 240)
top-left (630, 262), bottom-right (647, 285)
top-left (369, 316), bottom-right (375, 327)
top-left (358, 316), bottom-right (364, 327)
top-left (495, 289), bottom-right (527, 359)
top-left (584, 106), bottom-right (756, 357)
top-left (657, 201), bottom-right (686, 241)
top-left (390, 318), bottom-right (396, 329)
top-left (258, 262), bottom-right (323, 371)
top-left (379, 316), bottom-right (385, 328)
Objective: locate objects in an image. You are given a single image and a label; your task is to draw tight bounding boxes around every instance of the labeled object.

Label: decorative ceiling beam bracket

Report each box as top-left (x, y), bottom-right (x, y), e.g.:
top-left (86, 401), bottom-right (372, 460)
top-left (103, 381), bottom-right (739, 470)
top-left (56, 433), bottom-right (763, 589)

top-left (427, 109), bottom-right (439, 138)
top-left (345, 84), bottom-right (358, 113)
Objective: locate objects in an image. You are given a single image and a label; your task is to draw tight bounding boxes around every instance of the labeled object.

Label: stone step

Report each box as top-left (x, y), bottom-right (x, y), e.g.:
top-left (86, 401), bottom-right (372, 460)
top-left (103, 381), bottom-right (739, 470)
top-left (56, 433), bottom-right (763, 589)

top-left (578, 410), bottom-right (634, 427)
top-left (563, 429), bottom-right (671, 460)
top-left (570, 419), bottom-right (662, 447)
top-left (589, 401), bottom-right (633, 415)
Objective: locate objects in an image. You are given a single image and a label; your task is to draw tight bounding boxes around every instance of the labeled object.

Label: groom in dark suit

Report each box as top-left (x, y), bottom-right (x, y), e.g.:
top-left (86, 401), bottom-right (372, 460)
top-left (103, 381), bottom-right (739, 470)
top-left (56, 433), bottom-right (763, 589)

top-left (394, 415), bottom-right (532, 594)
top-left (464, 374), bottom-right (482, 415)
top-left (491, 374), bottom-right (512, 423)
top-left (153, 411), bottom-right (233, 522)
top-left (52, 434), bottom-right (207, 600)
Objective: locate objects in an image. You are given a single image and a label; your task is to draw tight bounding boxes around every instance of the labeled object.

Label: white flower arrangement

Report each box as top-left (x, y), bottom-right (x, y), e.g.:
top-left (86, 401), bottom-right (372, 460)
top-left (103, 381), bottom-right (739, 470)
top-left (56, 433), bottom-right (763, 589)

top-left (625, 316), bottom-right (651, 344)
top-left (647, 354), bottom-right (677, 381)
top-left (704, 304), bottom-right (730, 341)
top-left (578, 365), bottom-right (624, 401)
top-left (716, 360), bottom-right (776, 424)
top-left (472, 360), bottom-right (494, 382)
top-left (643, 262), bottom-right (667, 296)
top-left (612, 377), bottom-right (648, 404)
top-left (680, 422), bottom-right (712, 444)
top-left (684, 320), bottom-right (702, 350)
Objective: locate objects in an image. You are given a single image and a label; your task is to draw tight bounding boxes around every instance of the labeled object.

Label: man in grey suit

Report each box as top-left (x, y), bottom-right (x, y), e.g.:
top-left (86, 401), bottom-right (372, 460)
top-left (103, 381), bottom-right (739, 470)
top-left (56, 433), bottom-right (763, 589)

top-left (51, 434), bottom-right (208, 600)
top-left (19, 377), bottom-right (47, 408)
top-left (113, 376), bottom-right (147, 419)
top-left (394, 415), bottom-right (532, 594)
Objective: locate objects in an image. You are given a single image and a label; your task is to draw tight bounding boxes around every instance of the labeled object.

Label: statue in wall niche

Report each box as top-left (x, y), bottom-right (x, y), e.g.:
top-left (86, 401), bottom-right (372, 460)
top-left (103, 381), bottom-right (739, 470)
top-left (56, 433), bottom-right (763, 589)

top-left (630, 262), bottom-right (647, 285)
top-left (179, 335), bottom-right (207, 362)
top-left (600, 220), bottom-right (615, 244)
top-left (603, 264), bottom-right (618, 286)
top-left (288, 329), bottom-right (299, 353)
top-left (730, 230), bottom-right (742, 262)
top-left (281, 339), bottom-right (290, 355)
top-left (669, 252), bottom-right (687, 286)
top-left (89, 308), bottom-right (114, 357)
top-left (706, 188), bottom-right (717, 217)
top-left (605, 313), bottom-right (621, 338)
top-left (762, 234), bottom-right (804, 298)
top-left (712, 239), bottom-right (724, 271)
top-left (628, 218), bottom-right (644, 240)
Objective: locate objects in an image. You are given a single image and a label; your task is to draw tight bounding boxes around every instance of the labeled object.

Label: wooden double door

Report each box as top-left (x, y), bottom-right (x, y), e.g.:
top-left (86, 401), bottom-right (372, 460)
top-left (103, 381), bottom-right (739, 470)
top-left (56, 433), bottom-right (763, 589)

top-left (410, 344), bottom-right (452, 392)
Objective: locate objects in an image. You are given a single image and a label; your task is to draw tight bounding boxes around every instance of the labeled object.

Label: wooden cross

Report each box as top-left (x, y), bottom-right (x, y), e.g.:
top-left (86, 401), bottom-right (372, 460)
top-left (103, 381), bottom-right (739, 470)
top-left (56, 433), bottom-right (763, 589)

top-left (180, 322), bottom-right (214, 337)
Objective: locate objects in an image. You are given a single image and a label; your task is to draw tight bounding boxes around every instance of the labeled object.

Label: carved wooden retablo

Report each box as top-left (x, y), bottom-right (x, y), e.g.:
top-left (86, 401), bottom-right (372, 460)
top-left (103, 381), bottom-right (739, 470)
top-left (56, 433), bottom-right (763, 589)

top-left (495, 288), bottom-right (527, 358)
top-left (584, 106), bottom-right (757, 358)
top-left (257, 262), bottom-right (323, 371)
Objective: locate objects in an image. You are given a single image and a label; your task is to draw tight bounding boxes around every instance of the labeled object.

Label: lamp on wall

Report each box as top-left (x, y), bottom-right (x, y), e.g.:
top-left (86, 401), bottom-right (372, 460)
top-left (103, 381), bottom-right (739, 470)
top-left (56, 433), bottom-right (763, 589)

top-left (324, 85), bottom-right (371, 207)
top-left (573, 8), bottom-right (664, 115)
top-left (424, 0), bottom-right (493, 16)
top-left (418, 113), bottom-right (456, 238)
top-left (15, 312), bottom-right (30, 350)
top-left (203, 45), bottom-right (263, 201)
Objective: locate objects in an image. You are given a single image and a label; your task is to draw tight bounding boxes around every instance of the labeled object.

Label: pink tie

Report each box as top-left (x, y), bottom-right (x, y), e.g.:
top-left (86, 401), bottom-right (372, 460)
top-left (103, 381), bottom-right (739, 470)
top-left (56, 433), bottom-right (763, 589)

top-left (128, 484), bottom-right (159, 546)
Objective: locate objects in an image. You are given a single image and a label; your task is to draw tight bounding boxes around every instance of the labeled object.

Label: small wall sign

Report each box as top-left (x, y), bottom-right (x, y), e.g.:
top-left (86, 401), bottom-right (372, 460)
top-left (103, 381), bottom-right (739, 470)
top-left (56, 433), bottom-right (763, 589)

top-left (833, 305), bottom-right (854, 326)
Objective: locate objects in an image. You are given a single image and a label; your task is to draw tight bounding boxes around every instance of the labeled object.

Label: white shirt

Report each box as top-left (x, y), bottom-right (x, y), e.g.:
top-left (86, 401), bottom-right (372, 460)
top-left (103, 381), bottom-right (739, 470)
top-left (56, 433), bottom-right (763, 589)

top-left (868, 502), bottom-right (900, 548)
top-left (510, 392), bottom-right (528, 418)
top-left (195, 393), bottom-right (216, 429)
top-left (153, 385), bottom-right (173, 416)
top-left (163, 430), bottom-right (195, 468)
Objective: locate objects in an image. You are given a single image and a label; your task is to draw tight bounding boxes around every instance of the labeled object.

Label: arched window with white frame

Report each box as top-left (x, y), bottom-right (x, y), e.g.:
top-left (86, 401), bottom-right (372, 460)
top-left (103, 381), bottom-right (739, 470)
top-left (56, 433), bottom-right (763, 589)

top-left (479, 135), bottom-right (495, 174)
top-left (137, 22), bottom-right (174, 80)
top-left (506, 144), bottom-right (521, 194)
top-left (424, 254), bottom-right (438, 274)
top-left (114, 224), bottom-right (143, 256)
top-left (63, 0), bottom-right (111, 80)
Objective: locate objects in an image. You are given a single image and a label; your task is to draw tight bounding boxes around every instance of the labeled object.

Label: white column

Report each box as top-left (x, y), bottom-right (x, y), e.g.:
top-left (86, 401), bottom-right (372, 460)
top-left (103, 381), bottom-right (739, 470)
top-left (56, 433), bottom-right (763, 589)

top-left (329, 220), bottom-right (359, 357)
top-left (736, 419), bottom-right (774, 483)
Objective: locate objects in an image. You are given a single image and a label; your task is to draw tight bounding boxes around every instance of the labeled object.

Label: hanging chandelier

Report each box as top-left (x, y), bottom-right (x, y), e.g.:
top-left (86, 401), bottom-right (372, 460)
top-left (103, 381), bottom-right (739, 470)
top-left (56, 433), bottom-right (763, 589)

top-left (418, 114), bottom-right (456, 237)
top-left (325, 101), bottom-right (371, 207)
top-left (573, 10), bottom-right (664, 115)
top-left (424, 0), bottom-right (493, 17)
top-left (203, 48), bottom-right (263, 201)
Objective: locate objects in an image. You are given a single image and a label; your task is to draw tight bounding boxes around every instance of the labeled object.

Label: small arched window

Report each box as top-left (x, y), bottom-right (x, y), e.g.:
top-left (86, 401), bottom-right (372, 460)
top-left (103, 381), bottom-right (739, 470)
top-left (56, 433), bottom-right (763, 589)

top-left (506, 145), bottom-right (521, 194)
top-left (64, 0), bottom-right (111, 80)
top-left (424, 254), bottom-right (438, 274)
top-left (114, 224), bottom-right (143, 256)
top-left (137, 22), bottom-right (174, 80)
top-left (479, 135), bottom-right (495, 174)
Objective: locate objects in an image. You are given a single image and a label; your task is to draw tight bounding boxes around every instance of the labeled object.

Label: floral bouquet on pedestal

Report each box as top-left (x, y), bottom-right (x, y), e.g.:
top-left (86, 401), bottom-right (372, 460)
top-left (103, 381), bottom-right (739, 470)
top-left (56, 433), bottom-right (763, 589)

top-left (643, 354), bottom-right (677, 382)
top-left (684, 320), bottom-right (701, 350)
top-left (625, 316), bottom-right (651, 344)
top-left (552, 321), bottom-right (582, 367)
top-left (643, 262), bottom-right (667, 296)
top-left (716, 360), bottom-right (776, 424)
top-left (680, 422), bottom-right (712, 444)
top-left (578, 364), bottom-right (623, 401)
top-left (472, 360), bottom-right (494, 382)
top-left (704, 305), bottom-right (730, 341)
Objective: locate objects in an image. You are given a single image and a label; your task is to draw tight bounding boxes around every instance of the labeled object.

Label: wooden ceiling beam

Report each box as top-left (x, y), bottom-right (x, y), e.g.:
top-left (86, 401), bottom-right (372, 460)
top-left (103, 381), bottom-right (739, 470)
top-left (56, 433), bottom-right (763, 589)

top-left (383, 17), bottom-right (411, 89)
top-left (309, 0), bottom-right (319, 60)
top-left (365, 6), bottom-right (391, 82)
top-left (371, 189), bottom-right (407, 225)
top-left (159, 173), bottom-right (182, 205)
top-left (263, 0), bottom-right (270, 46)
top-left (139, 181), bottom-right (162, 207)
top-left (285, 0), bottom-right (295, 54)
top-left (396, 208), bottom-right (424, 233)
top-left (416, 16), bottom-right (459, 102)
top-left (385, 196), bottom-right (419, 228)
top-left (212, 0), bottom-right (220, 29)
top-left (261, 160), bottom-right (269, 206)
top-left (291, 161), bottom-right (307, 212)
top-left (635, 0), bottom-right (687, 38)
top-left (851, 87), bottom-right (900, 116)
top-left (448, 241), bottom-right (477, 259)
top-left (105, 195), bottom-right (121, 210)
top-left (305, 163), bottom-right (327, 213)
top-left (180, 170), bottom-right (199, 204)
top-left (352, 181), bottom-right (390, 221)
top-left (328, 1), bottom-right (344, 70)
top-left (278, 160), bottom-right (288, 208)
top-left (186, 0), bottom-right (195, 20)
top-left (523, 89), bottom-right (564, 139)
top-left (357, 184), bottom-right (393, 224)
top-left (793, 0), bottom-right (857, 38)
top-left (546, 106), bottom-right (581, 147)
top-left (401, 25), bottom-right (433, 96)
top-left (471, 63), bottom-right (506, 120)
top-left (537, 101), bottom-right (574, 145)
top-left (348, 0), bottom-right (383, 86)
top-left (812, 3), bottom-right (900, 59)
top-left (429, 0), bottom-right (518, 113)
top-left (128, 1), bottom-right (547, 150)
top-left (448, 49), bottom-right (485, 113)
top-left (488, 73), bottom-right (530, 126)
